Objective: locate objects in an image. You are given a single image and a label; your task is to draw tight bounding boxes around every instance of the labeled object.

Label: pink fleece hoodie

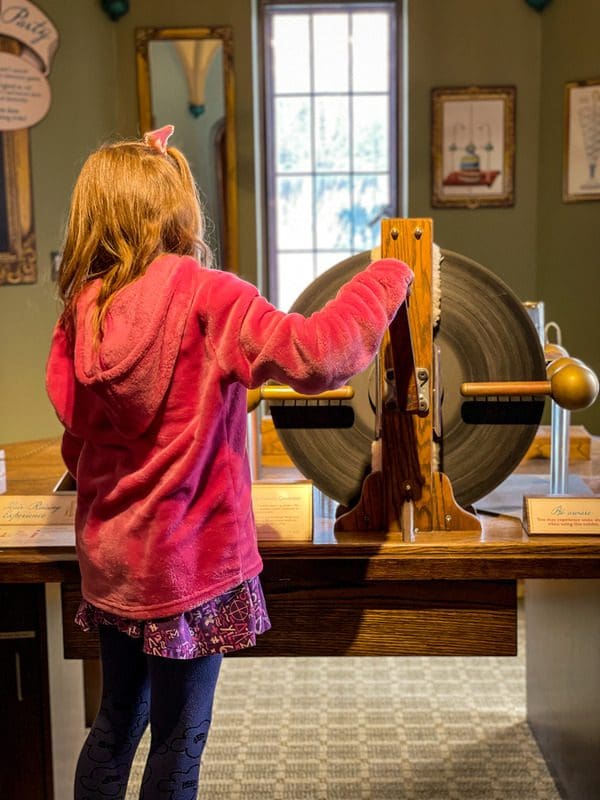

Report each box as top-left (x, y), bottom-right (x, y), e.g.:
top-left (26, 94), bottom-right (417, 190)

top-left (46, 254), bottom-right (413, 619)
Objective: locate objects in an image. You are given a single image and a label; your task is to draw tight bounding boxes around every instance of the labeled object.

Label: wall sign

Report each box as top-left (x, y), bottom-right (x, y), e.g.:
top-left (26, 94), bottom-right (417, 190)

top-left (0, 1), bottom-right (59, 74)
top-left (0, 1), bottom-right (58, 127)
top-left (0, 51), bottom-right (51, 129)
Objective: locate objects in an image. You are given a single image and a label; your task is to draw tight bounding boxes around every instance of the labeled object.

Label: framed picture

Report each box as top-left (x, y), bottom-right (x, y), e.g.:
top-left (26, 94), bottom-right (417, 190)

top-left (431, 86), bottom-right (516, 209)
top-left (563, 78), bottom-right (600, 202)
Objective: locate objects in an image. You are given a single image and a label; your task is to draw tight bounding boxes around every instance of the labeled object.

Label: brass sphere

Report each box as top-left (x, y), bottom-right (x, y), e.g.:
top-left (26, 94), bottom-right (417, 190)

top-left (544, 343), bottom-right (568, 363)
top-left (546, 355), bottom-right (583, 378)
top-left (550, 362), bottom-right (599, 410)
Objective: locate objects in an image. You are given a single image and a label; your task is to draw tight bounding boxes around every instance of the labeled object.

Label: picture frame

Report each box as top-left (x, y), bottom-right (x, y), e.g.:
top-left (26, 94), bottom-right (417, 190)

top-left (431, 85), bottom-right (516, 209)
top-left (563, 78), bottom-right (600, 202)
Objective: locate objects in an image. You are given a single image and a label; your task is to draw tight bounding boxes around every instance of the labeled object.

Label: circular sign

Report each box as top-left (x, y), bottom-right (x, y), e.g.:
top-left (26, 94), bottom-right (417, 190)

top-left (0, 51), bottom-right (51, 130)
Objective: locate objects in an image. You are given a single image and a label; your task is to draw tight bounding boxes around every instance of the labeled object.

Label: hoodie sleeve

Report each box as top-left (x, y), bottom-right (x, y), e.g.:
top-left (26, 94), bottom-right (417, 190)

top-left (205, 258), bottom-right (413, 392)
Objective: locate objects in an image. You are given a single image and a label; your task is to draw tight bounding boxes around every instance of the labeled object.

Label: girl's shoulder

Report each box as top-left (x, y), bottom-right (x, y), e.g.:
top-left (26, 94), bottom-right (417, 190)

top-left (155, 255), bottom-right (255, 293)
top-left (151, 255), bottom-right (261, 319)
top-left (195, 263), bottom-right (260, 304)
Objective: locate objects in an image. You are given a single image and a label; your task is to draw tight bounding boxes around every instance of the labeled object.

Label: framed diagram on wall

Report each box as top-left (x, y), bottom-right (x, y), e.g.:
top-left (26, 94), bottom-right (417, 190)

top-left (431, 85), bottom-right (516, 209)
top-left (563, 78), bottom-right (600, 202)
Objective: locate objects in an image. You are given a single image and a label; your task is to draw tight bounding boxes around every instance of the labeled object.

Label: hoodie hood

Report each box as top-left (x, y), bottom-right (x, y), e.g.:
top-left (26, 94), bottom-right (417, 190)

top-left (47, 255), bottom-right (199, 438)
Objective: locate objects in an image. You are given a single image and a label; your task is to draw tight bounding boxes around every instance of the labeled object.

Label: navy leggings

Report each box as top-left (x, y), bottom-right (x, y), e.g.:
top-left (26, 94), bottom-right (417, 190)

top-left (74, 625), bottom-right (222, 800)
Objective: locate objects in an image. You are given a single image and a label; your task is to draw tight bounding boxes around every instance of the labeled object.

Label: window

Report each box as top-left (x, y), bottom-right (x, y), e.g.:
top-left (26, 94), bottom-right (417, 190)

top-left (261, 1), bottom-right (400, 309)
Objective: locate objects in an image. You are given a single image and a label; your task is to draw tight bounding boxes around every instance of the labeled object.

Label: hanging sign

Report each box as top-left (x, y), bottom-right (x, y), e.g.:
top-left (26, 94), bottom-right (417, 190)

top-left (0, 1), bottom-right (58, 74)
top-left (0, 1), bottom-right (58, 130)
top-left (0, 50), bottom-right (50, 128)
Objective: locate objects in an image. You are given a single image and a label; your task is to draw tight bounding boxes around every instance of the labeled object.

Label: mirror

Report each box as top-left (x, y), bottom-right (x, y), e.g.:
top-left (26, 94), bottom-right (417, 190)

top-left (136, 26), bottom-right (239, 271)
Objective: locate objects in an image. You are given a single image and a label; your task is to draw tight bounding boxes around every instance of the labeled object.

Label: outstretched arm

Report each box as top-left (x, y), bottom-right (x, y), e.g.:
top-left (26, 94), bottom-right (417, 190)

top-left (206, 258), bottom-right (413, 392)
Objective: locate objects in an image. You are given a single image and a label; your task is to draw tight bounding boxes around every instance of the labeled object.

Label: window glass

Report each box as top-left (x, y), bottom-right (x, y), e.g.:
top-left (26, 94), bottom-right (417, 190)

top-left (276, 176), bottom-right (314, 250)
top-left (277, 253), bottom-right (317, 311)
top-left (353, 95), bottom-right (389, 172)
top-left (315, 175), bottom-right (353, 250)
top-left (351, 173), bottom-right (390, 251)
top-left (272, 15), bottom-right (311, 94)
top-left (314, 96), bottom-right (350, 172)
top-left (351, 12), bottom-right (389, 92)
top-left (313, 14), bottom-right (349, 92)
top-left (276, 96), bottom-right (312, 172)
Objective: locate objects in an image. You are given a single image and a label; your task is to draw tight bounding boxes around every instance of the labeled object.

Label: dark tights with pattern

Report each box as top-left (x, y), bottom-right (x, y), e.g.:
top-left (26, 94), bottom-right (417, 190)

top-left (74, 625), bottom-right (222, 800)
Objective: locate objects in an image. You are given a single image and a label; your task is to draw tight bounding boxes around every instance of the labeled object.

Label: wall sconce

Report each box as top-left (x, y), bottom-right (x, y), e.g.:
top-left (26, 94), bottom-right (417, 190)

top-left (525, 0), bottom-right (552, 10)
top-left (101, 0), bottom-right (130, 21)
top-left (174, 40), bottom-right (221, 119)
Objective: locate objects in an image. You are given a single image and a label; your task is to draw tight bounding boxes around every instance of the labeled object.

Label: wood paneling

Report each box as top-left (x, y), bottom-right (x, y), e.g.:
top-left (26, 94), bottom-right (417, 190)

top-left (62, 579), bottom-right (517, 659)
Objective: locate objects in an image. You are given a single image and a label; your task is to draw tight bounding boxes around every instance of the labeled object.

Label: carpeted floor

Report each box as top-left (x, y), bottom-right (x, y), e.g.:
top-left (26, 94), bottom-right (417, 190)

top-left (125, 616), bottom-right (561, 800)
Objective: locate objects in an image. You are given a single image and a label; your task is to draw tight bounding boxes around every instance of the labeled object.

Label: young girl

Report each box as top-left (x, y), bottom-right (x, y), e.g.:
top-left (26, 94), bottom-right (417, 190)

top-left (46, 126), bottom-right (413, 800)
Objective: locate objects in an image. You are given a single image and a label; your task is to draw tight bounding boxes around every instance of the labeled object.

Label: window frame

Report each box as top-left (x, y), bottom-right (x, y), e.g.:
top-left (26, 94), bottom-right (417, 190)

top-left (258, 0), bottom-right (402, 307)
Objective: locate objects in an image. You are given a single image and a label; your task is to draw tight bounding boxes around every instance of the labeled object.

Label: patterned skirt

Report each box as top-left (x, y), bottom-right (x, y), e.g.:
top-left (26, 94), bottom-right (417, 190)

top-left (75, 575), bottom-right (271, 659)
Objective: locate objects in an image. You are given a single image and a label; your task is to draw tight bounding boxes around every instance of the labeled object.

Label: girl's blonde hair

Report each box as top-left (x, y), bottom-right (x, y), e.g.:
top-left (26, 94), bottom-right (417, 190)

top-left (59, 138), bottom-right (212, 336)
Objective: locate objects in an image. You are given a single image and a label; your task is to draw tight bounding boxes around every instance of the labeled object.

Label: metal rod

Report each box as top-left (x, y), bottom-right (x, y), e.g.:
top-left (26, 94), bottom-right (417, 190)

top-left (260, 385), bottom-right (355, 401)
top-left (400, 499), bottom-right (415, 543)
top-left (550, 401), bottom-right (570, 495)
top-left (460, 381), bottom-right (551, 397)
top-left (246, 409), bottom-right (261, 481)
top-left (15, 652), bottom-right (23, 702)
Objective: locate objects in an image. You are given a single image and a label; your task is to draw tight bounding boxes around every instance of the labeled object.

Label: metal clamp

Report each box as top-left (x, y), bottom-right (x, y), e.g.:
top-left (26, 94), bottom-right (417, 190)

top-left (416, 367), bottom-right (430, 413)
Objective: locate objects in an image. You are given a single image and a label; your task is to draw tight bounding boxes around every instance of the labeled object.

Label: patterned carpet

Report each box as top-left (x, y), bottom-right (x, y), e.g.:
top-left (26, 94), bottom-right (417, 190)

top-left (126, 616), bottom-right (561, 800)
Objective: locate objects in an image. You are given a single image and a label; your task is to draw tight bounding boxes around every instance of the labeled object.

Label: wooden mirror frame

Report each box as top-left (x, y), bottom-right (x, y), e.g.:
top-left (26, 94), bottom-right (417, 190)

top-left (0, 35), bottom-right (36, 286)
top-left (0, 129), bottom-right (36, 285)
top-left (135, 26), bottom-right (239, 272)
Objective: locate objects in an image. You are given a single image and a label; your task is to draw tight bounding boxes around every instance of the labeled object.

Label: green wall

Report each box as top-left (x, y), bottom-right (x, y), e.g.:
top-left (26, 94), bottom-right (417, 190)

top-left (0, 0), bottom-right (598, 446)
top-left (0, 2), bottom-right (116, 444)
top-left (537, 0), bottom-right (600, 435)
top-left (409, 0), bottom-right (542, 298)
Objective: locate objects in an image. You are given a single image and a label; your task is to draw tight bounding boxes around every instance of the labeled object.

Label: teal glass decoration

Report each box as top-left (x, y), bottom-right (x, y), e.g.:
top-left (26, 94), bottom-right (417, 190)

top-left (188, 103), bottom-right (206, 118)
top-left (526, 0), bottom-right (552, 11)
top-left (101, 0), bottom-right (130, 21)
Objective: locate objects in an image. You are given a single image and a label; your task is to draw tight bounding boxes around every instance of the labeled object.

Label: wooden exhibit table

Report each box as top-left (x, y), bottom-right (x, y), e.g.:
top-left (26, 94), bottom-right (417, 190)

top-left (1, 437), bottom-right (599, 798)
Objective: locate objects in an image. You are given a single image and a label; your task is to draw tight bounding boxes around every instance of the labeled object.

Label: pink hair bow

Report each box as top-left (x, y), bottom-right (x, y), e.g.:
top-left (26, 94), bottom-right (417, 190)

top-left (143, 124), bottom-right (174, 154)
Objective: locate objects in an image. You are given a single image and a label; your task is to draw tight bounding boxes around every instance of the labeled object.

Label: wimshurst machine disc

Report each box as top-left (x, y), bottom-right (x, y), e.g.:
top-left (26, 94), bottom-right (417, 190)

top-left (253, 218), bottom-right (598, 540)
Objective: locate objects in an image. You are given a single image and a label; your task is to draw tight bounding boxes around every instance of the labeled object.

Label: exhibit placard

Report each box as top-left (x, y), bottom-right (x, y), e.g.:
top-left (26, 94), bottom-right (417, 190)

top-left (252, 481), bottom-right (313, 541)
top-left (0, 494), bottom-right (75, 547)
top-left (523, 495), bottom-right (600, 535)
top-left (0, 483), bottom-right (315, 546)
